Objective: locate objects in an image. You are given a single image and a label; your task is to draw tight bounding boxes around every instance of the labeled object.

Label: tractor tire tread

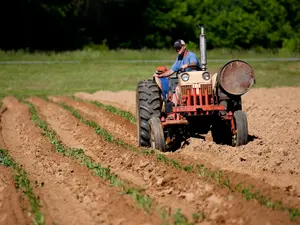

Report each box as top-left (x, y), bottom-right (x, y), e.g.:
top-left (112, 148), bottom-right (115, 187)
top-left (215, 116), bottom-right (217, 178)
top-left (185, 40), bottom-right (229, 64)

top-left (136, 79), bottom-right (161, 147)
top-left (234, 110), bottom-right (248, 146)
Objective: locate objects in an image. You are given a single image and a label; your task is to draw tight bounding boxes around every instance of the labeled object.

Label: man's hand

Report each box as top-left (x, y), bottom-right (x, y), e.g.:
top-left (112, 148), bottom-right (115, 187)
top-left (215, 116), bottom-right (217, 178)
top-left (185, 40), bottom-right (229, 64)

top-left (181, 64), bottom-right (188, 69)
top-left (153, 73), bottom-right (160, 78)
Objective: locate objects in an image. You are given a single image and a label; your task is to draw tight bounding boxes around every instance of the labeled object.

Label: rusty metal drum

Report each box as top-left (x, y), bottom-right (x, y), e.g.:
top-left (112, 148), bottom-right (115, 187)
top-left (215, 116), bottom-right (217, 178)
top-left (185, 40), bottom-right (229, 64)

top-left (217, 60), bottom-right (255, 96)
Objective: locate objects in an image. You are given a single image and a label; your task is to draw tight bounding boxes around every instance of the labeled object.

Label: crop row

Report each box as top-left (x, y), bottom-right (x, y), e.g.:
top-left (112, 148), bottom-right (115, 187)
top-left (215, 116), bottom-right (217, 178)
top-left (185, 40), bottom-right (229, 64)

top-left (69, 96), bottom-right (300, 221)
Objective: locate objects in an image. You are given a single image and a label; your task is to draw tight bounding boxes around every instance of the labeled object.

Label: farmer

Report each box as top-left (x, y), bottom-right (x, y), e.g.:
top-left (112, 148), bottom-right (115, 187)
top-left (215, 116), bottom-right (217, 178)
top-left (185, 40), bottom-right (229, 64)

top-left (153, 39), bottom-right (200, 107)
top-left (153, 39), bottom-right (200, 79)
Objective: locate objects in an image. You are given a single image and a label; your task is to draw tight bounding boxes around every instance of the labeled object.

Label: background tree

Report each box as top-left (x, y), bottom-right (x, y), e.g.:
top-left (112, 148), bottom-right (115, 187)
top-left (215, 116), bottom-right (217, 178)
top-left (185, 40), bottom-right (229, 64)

top-left (0, 0), bottom-right (299, 51)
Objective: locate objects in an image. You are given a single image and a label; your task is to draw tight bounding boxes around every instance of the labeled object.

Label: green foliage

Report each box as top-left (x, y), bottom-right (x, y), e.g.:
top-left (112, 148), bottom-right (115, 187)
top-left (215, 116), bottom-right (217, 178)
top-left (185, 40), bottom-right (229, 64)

top-left (2, 0), bottom-right (300, 51)
top-left (83, 40), bottom-right (109, 52)
top-left (0, 50), bottom-right (299, 102)
top-left (0, 149), bottom-right (45, 225)
top-left (173, 209), bottom-right (193, 225)
top-left (80, 98), bottom-right (136, 124)
top-left (186, 41), bottom-right (198, 51)
top-left (282, 37), bottom-right (300, 53)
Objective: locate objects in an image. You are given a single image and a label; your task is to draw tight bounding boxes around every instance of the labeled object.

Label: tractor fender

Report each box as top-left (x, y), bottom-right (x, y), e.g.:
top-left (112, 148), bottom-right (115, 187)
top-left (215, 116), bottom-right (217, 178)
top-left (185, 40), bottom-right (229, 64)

top-left (154, 77), bottom-right (169, 100)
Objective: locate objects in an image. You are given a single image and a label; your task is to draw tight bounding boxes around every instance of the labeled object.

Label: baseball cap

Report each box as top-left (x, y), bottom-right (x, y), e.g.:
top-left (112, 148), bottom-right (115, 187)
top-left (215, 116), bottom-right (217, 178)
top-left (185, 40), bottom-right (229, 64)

top-left (174, 39), bottom-right (186, 48)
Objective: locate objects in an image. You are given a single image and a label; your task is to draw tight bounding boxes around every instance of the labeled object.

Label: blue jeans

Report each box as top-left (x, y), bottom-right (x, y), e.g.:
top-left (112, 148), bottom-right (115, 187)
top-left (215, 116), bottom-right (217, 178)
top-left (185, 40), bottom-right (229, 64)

top-left (159, 77), bottom-right (169, 100)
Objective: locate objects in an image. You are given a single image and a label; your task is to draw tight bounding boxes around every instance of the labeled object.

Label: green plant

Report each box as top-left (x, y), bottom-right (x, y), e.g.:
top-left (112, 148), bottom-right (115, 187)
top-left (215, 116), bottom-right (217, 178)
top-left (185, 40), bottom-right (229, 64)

top-left (55, 100), bottom-right (300, 221)
top-left (0, 149), bottom-right (45, 225)
top-left (83, 40), bottom-right (109, 52)
top-left (26, 101), bottom-right (198, 224)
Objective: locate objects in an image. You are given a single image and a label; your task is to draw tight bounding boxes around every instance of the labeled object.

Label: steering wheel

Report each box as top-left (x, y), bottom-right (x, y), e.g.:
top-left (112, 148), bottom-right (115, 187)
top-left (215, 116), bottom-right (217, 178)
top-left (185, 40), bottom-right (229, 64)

top-left (175, 64), bottom-right (201, 76)
top-left (175, 68), bottom-right (184, 77)
top-left (153, 64), bottom-right (201, 81)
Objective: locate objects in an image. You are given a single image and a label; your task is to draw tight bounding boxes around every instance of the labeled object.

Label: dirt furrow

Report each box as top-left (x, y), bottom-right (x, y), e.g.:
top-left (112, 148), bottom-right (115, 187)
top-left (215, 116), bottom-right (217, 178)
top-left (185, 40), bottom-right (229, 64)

top-left (52, 96), bottom-right (136, 146)
top-left (29, 97), bottom-right (205, 222)
top-left (74, 89), bottom-right (300, 196)
top-left (0, 105), bottom-right (31, 225)
top-left (0, 166), bottom-right (31, 225)
top-left (56, 93), bottom-right (300, 213)
top-left (38, 96), bottom-right (298, 224)
top-left (74, 91), bottom-right (136, 116)
top-left (1, 96), bottom-right (160, 225)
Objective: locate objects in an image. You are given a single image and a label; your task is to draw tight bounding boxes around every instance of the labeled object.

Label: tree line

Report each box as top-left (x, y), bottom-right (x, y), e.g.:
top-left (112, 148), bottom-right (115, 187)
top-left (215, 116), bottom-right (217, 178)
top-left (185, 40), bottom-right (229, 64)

top-left (1, 0), bottom-right (299, 52)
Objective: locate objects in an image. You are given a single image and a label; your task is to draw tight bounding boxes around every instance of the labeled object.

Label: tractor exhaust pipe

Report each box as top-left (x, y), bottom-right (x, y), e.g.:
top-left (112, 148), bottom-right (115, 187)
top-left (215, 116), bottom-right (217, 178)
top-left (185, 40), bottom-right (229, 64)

top-left (198, 24), bottom-right (207, 71)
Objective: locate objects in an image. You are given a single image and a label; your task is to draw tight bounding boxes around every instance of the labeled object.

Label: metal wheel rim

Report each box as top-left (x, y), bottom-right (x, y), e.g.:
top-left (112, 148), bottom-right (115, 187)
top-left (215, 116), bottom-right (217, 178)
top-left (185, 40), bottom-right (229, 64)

top-left (149, 125), bottom-right (156, 149)
top-left (232, 133), bottom-right (237, 146)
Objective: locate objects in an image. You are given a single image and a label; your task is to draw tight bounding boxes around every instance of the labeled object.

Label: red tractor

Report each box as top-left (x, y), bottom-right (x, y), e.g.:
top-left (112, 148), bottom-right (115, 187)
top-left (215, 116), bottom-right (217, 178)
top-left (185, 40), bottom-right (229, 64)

top-left (136, 25), bottom-right (255, 152)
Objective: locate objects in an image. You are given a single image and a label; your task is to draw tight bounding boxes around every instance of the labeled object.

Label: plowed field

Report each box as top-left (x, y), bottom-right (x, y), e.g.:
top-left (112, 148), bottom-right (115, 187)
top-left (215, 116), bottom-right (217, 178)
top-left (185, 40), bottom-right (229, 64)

top-left (0, 86), bottom-right (299, 225)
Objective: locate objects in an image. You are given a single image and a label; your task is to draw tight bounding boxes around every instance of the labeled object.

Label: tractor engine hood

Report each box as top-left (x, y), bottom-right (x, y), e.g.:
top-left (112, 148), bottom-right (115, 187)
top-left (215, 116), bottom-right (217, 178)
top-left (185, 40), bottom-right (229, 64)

top-left (217, 60), bottom-right (255, 96)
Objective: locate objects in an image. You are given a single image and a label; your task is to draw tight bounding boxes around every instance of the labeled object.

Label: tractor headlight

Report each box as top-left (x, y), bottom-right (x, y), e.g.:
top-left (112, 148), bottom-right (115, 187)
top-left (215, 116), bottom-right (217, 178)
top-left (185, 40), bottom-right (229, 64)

top-left (181, 73), bottom-right (189, 82)
top-left (202, 72), bottom-right (210, 80)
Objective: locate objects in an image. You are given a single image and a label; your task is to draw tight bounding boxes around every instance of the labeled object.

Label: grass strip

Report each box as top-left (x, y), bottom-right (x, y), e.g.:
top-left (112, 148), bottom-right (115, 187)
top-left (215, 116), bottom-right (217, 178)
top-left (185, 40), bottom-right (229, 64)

top-left (57, 101), bottom-right (300, 221)
top-left (71, 95), bottom-right (136, 124)
top-left (25, 101), bottom-right (201, 225)
top-left (0, 149), bottom-right (45, 225)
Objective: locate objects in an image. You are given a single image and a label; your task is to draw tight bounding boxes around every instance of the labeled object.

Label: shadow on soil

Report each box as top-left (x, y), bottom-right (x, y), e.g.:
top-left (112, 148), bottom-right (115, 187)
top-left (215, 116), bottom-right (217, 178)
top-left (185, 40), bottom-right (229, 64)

top-left (248, 134), bottom-right (260, 142)
top-left (168, 133), bottom-right (261, 152)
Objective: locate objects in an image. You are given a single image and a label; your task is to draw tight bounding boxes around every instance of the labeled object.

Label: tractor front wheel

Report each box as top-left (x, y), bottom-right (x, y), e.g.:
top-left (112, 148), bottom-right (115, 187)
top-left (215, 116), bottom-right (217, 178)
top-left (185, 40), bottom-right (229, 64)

top-left (232, 110), bottom-right (248, 146)
top-left (149, 116), bottom-right (166, 151)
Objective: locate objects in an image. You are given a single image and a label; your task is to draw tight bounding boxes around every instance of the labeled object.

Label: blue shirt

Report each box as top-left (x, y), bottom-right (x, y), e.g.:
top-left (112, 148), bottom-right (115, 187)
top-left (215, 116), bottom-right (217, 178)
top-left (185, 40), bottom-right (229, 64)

top-left (171, 51), bottom-right (200, 72)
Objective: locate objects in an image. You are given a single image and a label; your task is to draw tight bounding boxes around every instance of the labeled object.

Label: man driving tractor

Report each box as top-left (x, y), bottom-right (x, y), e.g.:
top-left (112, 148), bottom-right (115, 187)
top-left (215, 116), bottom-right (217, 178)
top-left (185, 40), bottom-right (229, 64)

top-left (153, 39), bottom-right (200, 79)
top-left (136, 25), bottom-right (254, 150)
top-left (153, 39), bottom-right (200, 108)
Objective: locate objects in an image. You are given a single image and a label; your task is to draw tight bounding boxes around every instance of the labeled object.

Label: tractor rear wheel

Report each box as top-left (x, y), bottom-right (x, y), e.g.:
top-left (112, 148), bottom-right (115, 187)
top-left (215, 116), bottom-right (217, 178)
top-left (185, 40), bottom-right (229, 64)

top-left (136, 79), bottom-right (161, 147)
top-left (149, 116), bottom-right (166, 151)
top-left (232, 110), bottom-right (248, 146)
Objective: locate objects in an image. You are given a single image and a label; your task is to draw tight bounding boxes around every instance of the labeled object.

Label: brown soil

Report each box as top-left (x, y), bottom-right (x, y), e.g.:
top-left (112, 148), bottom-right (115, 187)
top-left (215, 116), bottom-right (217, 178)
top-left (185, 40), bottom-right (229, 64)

top-left (0, 166), bottom-right (31, 225)
top-left (74, 87), bottom-right (300, 197)
top-left (0, 105), bottom-right (31, 225)
top-left (74, 90), bottom-right (136, 116)
top-left (52, 96), bottom-right (137, 146)
top-left (48, 95), bottom-right (298, 224)
top-left (0, 96), bottom-right (160, 225)
top-left (0, 85), bottom-right (299, 224)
